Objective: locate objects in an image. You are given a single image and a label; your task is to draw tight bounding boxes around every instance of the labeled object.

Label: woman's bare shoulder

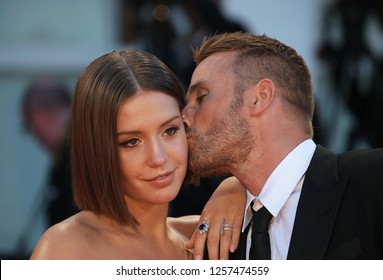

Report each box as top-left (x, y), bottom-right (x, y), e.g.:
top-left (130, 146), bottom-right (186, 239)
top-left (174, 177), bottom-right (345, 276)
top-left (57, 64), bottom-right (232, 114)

top-left (30, 211), bottom-right (95, 260)
top-left (167, 215), bottom-right (199, 239)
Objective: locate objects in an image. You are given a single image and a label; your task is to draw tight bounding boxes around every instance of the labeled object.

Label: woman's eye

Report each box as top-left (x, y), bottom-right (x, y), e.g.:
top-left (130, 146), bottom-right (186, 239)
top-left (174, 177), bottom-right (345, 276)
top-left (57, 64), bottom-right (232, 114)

top-left (164, 126), bottom-right (180, 136)
top-left (121, 138), bottom-right (141, 148)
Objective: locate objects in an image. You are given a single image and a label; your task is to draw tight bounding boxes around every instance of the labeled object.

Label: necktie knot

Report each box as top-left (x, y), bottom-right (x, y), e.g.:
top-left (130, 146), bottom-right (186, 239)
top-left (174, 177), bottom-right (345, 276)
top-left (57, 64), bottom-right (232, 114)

top-left (251, 205), bottom-right (273, 236)
top-left (249, 203), bottom-right (273, 259)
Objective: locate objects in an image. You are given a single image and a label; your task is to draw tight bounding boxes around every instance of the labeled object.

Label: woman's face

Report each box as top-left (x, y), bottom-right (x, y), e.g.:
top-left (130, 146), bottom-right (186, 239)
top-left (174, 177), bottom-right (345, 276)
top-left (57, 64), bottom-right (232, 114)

top-left (117, 91), bottom-right (188, 206)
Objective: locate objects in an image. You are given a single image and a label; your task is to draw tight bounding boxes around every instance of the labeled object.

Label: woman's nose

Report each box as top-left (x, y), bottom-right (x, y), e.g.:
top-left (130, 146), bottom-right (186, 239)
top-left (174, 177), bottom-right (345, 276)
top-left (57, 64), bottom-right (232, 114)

top-left (147, 140), bottom-right (167, 167)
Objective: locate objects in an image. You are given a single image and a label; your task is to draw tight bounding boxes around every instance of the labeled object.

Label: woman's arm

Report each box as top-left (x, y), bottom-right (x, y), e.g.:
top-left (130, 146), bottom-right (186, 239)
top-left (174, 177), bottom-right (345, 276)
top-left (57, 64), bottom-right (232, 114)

top-left (185, 176), bottom-right (246, 260)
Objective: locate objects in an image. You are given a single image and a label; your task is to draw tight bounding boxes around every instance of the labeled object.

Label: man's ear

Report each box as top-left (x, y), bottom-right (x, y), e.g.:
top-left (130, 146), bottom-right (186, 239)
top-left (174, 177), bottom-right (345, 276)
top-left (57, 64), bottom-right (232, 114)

top-left (249, 79), bottom-right (275, 116)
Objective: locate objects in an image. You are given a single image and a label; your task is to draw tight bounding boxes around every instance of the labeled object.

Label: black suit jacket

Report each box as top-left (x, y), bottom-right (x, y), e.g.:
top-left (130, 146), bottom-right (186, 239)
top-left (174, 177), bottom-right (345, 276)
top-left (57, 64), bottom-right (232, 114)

top-left (231, 145), bottom-right (383, 260)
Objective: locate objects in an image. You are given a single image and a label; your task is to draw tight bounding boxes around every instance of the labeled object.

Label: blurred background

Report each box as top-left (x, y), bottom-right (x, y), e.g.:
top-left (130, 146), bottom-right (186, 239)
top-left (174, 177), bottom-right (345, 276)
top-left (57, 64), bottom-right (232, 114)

top-left (1, 0), bottom-right (382, 259)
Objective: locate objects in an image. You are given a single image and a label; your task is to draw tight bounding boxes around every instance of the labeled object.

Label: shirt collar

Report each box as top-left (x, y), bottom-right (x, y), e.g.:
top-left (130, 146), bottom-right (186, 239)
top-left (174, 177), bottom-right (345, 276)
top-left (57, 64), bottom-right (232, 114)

top-left (242, 139), bottom-right (316, 231)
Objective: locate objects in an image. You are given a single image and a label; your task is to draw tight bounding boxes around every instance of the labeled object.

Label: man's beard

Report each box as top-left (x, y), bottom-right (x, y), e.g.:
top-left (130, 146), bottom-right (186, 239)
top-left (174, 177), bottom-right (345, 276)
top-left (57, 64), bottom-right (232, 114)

top-left (187, 109), bottom-right (253, 177)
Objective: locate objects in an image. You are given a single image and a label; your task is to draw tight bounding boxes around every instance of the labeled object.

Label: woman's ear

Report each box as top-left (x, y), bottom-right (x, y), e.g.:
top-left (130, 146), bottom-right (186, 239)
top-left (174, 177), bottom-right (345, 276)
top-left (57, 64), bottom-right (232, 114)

top-left (249, 79), bottom-right (275, 116)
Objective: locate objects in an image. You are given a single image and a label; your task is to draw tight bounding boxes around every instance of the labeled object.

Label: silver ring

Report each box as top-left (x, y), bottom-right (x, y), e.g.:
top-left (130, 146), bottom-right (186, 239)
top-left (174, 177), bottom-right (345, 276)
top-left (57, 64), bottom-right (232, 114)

top-left (198, 217), bottom-right (209, 235)
top-left (221, 219), bottom-right (233, 236)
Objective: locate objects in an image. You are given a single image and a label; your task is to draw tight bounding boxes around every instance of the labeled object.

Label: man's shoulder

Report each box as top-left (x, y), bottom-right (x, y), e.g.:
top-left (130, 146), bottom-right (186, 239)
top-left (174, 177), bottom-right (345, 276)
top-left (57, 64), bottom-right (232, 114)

top-left (314, 145), bottom-right (383, 165)
top-left (308, 145), bottom-right (383, 188)
top-left (337, 147), bottom-right (383, 171)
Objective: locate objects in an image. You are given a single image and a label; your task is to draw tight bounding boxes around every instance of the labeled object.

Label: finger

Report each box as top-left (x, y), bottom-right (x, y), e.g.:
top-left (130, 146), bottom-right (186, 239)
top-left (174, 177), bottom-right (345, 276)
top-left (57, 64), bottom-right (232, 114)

top-left (229, 214), bottom-right (243, 253)
top-left (184, 229), bottom-right (196, 250)
top-left (192, 217), bottom-right (209, 260)
top-left (219, 220), bottom-right (234, 260)
top-left (206, 216), bottom-right (222, 260)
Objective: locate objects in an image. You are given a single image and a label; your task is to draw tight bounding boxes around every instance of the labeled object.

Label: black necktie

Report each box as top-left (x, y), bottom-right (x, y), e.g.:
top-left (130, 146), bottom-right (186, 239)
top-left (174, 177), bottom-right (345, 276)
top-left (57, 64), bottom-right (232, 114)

top-left (249, 204), bottom-right (273, 259)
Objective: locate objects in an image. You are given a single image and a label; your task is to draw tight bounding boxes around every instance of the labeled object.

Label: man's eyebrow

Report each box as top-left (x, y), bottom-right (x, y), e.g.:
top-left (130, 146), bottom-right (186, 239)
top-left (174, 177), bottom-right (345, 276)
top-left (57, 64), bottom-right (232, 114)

top-left (187, 81), bottom-right (205, 98)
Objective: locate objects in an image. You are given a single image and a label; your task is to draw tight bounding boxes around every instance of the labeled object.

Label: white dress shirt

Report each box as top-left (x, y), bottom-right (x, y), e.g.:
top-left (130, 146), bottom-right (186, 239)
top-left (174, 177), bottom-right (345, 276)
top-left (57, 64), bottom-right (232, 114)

top-left (242, 139), bottom-right (316, 259)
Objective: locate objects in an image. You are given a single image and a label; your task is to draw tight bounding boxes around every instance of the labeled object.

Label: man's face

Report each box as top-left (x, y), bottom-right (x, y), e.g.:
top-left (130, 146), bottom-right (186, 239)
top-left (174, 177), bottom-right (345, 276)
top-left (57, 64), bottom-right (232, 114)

top-left (26, 106), bottom-right (68, 153)
top-left (183, 52), bottom-right (252, 177)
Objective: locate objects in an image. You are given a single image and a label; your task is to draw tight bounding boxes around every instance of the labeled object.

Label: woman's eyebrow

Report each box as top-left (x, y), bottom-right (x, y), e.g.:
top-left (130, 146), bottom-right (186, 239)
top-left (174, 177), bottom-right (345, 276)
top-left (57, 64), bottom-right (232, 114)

top-left (117, 115), bottom-right (181, 136)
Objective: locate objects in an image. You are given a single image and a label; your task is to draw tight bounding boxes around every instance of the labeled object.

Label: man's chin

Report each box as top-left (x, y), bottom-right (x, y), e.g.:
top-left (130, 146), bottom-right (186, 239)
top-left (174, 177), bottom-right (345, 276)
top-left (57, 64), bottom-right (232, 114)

top-left (189, 162), bottom-right (209, 177)
top-left (189, 162), bottom-right (227, 178)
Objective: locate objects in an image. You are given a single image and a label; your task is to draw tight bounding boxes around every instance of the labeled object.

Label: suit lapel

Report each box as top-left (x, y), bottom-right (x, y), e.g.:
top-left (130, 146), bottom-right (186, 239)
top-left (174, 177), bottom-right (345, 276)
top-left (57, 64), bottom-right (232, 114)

top-left (287, 145), bottom-right (348, 259)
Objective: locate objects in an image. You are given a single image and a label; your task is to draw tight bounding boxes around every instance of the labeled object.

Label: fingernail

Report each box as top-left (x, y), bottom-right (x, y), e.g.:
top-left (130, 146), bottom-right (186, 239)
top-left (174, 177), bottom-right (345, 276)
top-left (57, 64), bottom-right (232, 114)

top-left (229, 244), bottom-right (236, 253)
top-left (194, 255), bottom-right (203, 260)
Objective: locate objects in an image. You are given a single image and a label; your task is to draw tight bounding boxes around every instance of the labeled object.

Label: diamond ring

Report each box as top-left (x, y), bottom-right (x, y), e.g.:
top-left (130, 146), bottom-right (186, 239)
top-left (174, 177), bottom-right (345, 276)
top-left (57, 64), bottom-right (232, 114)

top-left (221, 219), bottom-right (233, 236)
top-left (198, 217), bottom-right (210, 235)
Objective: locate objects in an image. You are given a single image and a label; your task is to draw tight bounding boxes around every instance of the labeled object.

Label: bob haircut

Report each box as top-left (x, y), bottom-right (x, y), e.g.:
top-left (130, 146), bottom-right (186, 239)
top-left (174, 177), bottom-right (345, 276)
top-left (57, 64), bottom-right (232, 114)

top-left (71, 49), bottom-right (186, 226)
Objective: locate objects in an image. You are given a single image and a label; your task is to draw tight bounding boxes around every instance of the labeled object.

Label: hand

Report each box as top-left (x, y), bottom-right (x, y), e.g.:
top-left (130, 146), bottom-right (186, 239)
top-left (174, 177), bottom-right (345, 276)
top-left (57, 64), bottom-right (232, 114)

top-left (185, 177), bottom-right (246, 259)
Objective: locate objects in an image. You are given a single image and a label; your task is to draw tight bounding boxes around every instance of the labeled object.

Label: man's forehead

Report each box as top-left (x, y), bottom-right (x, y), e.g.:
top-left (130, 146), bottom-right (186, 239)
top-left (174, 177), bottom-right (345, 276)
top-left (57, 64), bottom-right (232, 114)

top-left (191, 52), bottom-right (236, 81)
top-left (199, 51), bottom-right (237, 68)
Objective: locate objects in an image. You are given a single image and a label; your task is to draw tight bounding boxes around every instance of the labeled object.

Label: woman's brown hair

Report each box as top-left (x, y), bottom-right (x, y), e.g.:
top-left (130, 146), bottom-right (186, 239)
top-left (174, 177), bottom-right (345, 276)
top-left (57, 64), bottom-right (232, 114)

top-left (71, 49), bottom-right (185, 226)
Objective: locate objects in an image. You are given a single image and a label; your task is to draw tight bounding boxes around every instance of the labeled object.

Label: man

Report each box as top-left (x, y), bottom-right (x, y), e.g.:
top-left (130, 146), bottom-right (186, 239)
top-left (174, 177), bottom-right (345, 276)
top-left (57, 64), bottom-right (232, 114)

top-left (182, 32), bottom-right (383, 260)
top-left (22, 77), bottom-right (78, 227)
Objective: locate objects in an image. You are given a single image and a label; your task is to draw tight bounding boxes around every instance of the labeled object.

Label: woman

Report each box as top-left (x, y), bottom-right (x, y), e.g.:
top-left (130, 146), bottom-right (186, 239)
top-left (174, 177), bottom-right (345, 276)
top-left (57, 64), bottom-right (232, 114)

top-left (30, 49), bottom-right (244, 259)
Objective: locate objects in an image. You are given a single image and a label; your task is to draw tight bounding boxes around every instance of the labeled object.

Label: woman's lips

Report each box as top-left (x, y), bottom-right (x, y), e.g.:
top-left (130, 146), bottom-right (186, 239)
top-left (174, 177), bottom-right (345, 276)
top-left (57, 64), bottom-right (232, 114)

top-left (145, 170), bottom-right (175, 187)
